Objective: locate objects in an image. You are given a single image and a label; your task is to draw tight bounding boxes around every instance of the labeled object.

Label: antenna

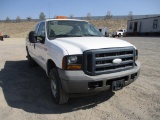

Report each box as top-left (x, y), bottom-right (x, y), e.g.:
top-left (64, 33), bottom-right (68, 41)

top-left (49, 3), bottom-right (50, 19)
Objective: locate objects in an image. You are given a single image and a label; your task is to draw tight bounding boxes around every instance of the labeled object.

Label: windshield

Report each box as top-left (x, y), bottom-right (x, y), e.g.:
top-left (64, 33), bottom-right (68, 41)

top-left (47, 20), bottom-right (103, 39)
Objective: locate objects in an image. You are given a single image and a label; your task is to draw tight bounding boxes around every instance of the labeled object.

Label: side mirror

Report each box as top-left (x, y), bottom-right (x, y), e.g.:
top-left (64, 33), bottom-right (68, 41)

top-left (29, 31), bottom-right (37, 43)
top-left (36, 31), bottom-right (45, 43)
top-left (36, 36), bottom-right (45, 43)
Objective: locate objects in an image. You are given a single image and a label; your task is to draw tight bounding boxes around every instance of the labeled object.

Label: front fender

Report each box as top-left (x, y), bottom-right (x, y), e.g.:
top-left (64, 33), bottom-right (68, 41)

top-left (46, 40), bottom-right (68, 69)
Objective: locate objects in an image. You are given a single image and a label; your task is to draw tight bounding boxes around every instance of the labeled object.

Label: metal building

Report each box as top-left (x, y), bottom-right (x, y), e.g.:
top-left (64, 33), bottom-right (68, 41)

top-left (127, 16), bottom-right (160, 36)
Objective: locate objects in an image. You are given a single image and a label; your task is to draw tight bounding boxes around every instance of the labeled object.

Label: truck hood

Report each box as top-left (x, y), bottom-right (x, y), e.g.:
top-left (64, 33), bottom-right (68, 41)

top-left (51, 37), bottom-right (134, 55)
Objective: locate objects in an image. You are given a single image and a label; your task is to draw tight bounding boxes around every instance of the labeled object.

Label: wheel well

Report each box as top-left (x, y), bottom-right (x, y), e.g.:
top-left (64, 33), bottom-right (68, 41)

top-left (47, 59), bottom-right (57, 76)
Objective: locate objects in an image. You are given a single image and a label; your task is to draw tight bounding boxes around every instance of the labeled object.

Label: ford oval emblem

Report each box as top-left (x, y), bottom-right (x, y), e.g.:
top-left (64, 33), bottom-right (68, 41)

top-left (113, 58), bottom-right (122, 64)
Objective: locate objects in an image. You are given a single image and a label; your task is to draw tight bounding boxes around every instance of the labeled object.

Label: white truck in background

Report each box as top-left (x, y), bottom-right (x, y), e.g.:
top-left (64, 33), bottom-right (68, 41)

top-left (26, 17), bottom-right (140, 104)
top-left (112, 29), bottom-right (127, 37)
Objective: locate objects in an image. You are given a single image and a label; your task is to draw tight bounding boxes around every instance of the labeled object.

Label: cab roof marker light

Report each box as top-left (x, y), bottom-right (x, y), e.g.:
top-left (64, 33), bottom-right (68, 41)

top-left (56, 16), bottom-right (67, 19)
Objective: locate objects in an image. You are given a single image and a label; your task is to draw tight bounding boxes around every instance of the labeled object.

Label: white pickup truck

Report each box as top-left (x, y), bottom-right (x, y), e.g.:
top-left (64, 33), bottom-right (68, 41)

top-left (26, 18), bottom-right (140, 104)
top-left (112, 29), bottom-right (127, 37)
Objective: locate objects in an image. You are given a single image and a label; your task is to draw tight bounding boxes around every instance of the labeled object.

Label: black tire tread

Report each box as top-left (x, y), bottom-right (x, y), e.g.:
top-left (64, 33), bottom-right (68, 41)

top-left (49, 68), bottom-right (69, 104)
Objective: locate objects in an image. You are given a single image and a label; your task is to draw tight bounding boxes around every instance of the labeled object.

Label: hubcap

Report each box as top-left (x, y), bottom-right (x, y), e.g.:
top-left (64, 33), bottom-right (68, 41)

top-left (51, 77), bottom-right (57, 98)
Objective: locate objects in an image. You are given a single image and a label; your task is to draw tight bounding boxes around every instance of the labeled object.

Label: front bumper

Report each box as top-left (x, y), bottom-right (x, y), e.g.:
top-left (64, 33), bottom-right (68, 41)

top-left (58, 61), bottom-right (141, 93)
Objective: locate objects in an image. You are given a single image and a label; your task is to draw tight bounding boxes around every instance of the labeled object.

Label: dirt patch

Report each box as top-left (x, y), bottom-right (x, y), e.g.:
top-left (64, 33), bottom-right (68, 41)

top-left (0, 37), bottom-right (160, 120)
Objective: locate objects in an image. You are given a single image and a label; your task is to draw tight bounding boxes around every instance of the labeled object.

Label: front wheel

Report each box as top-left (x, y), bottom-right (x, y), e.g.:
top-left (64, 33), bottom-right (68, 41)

top-left (49, 68), bottom-right (69, 104)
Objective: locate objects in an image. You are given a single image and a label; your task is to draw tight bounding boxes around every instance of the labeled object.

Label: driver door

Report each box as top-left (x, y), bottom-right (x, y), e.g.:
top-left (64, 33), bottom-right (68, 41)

top-left (34, 22), bottom-right (47, 70)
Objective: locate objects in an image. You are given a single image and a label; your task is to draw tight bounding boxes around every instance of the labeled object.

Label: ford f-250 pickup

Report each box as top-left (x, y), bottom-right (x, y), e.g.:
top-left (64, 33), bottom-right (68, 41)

top-left (26, 18), bottom-right (140, 104)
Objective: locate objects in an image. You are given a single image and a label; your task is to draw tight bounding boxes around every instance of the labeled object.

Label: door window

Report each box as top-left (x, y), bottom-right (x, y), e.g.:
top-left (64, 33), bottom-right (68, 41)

top-left (129, 22), bottom-right (133, 30)
top-left (153, 19), bottom-right (158, 29)
top-left (37, 22), bottom-right (45, 43)
top-left (35, 23), bottom-right (40, 35)
top-left (37, 22), bottom-right (45, 36)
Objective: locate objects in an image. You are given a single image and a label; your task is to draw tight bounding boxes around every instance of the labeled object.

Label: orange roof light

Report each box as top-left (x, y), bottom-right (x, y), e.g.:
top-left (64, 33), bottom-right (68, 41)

top-left (56, 16), bottom-right (67, 19)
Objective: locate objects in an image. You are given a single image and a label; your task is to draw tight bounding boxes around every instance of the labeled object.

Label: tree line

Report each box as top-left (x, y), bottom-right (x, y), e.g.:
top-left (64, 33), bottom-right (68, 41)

top-left (5, 11), bottom-right (133, 22)
top-left (5, 12), bottom-right (46, 22)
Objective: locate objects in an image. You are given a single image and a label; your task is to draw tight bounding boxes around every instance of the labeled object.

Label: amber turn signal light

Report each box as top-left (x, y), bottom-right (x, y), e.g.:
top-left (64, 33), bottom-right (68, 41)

top-left (67, 65), bottom-right (82, 70)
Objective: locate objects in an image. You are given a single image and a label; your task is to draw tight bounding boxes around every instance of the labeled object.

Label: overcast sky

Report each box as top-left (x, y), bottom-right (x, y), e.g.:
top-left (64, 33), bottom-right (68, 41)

top-left (0, 0), bottom-right (160, 20)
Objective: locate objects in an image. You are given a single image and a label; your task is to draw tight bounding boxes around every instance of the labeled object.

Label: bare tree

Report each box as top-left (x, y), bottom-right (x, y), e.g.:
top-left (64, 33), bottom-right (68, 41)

top-left (128, 11), bottom-right (133, 20)
top-left (105, 11), bottom-right (112, 19)
top-left (16, 16), bottom-right (21, 22)
top-left (86, 13), bottom-right (91, 20)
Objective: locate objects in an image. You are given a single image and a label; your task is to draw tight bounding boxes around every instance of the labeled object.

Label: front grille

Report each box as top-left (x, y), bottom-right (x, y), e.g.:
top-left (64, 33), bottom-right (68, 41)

top-left (83, 47), bottom-right (135, 76)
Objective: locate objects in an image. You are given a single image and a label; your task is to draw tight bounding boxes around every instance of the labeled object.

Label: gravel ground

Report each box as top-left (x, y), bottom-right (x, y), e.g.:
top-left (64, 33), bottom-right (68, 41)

top-left (0, 37), bottom-right (160, 120)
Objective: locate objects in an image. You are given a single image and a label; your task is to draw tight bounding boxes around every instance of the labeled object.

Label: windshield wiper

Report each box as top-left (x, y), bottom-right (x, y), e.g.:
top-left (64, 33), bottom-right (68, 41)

top-left (49, 34), bottom-right (83, 38)
top-left (83, 34), bottom-right (100, 37)
top-left (55, 34), bottom-right (70, 37)
top-left (49, 34), bottom-right (100, 39)
top-left (67, 34), bottom-right (83, 37)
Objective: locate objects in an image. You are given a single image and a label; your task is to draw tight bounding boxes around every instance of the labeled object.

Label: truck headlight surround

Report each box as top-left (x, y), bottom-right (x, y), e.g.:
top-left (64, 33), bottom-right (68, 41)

top-left (68, 56), bottom-right (77, 64)
top-left (62, 55), bottom-right (83, 70)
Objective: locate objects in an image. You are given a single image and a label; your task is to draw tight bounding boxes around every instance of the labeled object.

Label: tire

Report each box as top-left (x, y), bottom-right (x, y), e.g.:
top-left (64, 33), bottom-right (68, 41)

top-left (49, 68), bottom-right (69, 104)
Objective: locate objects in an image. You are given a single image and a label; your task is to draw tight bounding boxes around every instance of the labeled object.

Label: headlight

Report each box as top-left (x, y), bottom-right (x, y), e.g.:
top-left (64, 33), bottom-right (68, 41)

top-left (135, 49), bottom-right (138, 61)
top-left (62, 55), bottom-right (82, 70)
top-left (68, 56), bottom-right (77, 64)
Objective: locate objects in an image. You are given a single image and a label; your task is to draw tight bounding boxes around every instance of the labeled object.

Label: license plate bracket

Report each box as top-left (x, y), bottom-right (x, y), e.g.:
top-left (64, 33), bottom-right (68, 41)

top-left (112, 80), bottom-right (125, 91)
